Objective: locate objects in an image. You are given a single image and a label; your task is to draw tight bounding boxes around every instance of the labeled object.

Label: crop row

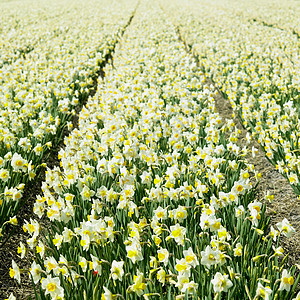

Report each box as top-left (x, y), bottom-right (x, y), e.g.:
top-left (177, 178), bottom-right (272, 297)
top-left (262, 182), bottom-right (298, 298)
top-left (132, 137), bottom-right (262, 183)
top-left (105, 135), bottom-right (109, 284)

top-left (161, 0), bottom-right (300, 196)
top-left (228, 0), bottom-right (300, 37)
top-left (0, 0), bottom-right (137, 243)
top-left (8, 1), bottom-right (299, 299)
top-left (0, 0), bottom-right (80, 64)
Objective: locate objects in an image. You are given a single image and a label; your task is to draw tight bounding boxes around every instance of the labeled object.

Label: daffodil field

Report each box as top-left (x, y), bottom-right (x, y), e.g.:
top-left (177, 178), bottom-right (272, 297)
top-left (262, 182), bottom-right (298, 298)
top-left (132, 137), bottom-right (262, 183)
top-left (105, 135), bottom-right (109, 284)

top-left (162, 0), bottom-right (300, 194)
top-left (1, 0), bottom-right (299, 299)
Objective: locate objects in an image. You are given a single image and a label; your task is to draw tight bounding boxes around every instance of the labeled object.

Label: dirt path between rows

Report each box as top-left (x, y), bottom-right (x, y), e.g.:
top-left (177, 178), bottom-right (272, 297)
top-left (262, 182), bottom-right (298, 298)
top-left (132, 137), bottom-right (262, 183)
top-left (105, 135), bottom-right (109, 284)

top-left (212, 85), bottom-right (300, 266)
top-left (173, 23), bottom-right (300, 268)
